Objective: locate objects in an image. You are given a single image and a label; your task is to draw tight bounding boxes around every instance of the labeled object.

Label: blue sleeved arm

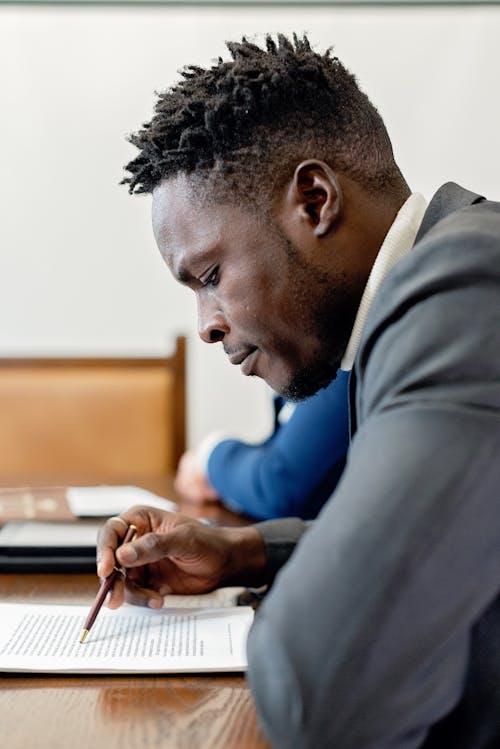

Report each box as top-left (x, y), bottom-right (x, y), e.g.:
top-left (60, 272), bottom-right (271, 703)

top-left (206, 369), bottom-right (350, 519)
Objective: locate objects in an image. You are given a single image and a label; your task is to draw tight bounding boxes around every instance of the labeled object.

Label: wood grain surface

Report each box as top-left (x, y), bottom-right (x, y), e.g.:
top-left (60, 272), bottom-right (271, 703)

top-left (0, 574), bottom-right (270, 749)
top-left (0, 673), bottom-right (268, 749)
top-left (0, 477), bottom-right (271, 749)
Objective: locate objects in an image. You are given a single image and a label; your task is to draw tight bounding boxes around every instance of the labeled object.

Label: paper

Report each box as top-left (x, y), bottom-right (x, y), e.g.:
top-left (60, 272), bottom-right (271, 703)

top-left (0, 602), bottom-right (253, 673)
top-left (66, 486), bottom-right (178, 517)
top-left (163, 587), bottom-right (246, 609)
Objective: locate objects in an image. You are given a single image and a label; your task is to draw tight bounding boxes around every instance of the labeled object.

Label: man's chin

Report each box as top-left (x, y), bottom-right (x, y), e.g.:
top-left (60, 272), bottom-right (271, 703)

top-left (279, 361), bottom-right (340, 402)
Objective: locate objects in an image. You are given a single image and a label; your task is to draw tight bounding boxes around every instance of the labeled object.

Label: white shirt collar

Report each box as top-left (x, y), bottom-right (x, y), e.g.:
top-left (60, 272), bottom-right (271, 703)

top-left (340, 192), bottom-right (428, 371)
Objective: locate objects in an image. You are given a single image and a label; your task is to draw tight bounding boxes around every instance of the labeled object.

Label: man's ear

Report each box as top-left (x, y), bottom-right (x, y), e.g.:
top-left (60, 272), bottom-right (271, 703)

top-left (286, 160), bottom-right (343, 238)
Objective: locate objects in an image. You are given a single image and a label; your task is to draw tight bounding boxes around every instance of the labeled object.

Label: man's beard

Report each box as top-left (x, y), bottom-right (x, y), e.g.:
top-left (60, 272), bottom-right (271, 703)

top-left (279, 240), bottom-right (359, 401)
top-left (282, 353), bottom-right (341, 401)
top-left (280, 301), bottom-right (355, 401)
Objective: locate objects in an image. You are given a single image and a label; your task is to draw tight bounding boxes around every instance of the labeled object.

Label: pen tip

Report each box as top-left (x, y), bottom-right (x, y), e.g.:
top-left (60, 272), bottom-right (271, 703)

top-left (79, 629), bottom-right (89, 644)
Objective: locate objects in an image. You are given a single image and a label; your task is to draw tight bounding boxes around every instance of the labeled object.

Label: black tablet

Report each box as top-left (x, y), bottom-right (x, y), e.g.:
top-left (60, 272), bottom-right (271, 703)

top-left (0, 520), bottom-right (101, 572)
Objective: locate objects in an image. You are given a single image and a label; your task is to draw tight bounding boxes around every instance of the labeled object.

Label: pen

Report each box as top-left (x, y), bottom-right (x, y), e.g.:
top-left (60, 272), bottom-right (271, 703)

top-left (78, 523), bottom-right (137, 643)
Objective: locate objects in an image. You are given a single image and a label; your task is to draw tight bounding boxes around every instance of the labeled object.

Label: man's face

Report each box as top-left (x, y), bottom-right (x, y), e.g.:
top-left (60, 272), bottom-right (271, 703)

top-left (152, 175), bottom-right (358, 400)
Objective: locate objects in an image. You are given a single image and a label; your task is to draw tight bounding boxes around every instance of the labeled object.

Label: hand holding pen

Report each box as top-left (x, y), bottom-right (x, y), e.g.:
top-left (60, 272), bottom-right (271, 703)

top-left (79, 521), bottom-right (136, 643)
top-left (94, 505), bottom-right (266, 609)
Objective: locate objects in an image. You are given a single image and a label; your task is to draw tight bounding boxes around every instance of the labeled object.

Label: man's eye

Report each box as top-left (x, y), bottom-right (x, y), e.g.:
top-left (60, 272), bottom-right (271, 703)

top-left (202, 267), bottom-right (219, 287)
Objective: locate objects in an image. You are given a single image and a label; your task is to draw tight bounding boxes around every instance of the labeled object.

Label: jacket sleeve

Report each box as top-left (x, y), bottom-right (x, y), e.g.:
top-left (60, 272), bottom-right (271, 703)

top-left (206, 370), bottom-right (350, 519)
top-left (246, 214), bottom-right (500, 749)
top-left (253, 517), bottom-right (312, 584)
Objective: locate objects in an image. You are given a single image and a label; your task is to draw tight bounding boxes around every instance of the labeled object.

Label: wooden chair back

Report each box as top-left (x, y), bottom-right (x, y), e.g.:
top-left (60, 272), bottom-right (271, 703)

top-left (0, 336), bottom-right (186, 483)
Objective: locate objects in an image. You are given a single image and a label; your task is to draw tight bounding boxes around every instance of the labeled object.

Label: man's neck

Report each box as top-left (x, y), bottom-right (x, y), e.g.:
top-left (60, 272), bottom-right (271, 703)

top-left (340, 192), bottom-right (428, 371)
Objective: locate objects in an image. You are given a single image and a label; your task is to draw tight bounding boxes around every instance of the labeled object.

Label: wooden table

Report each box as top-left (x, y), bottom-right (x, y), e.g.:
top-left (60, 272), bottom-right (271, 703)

top-left (0, 479), bottom-right (271, 749)
top-left (0, 475), bottom-right (256, 527)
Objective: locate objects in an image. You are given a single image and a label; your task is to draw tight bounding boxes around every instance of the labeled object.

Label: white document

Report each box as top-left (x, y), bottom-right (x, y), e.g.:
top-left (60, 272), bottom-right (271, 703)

top-left (0, 602), bottom-right (253, 674)
top-left (163, 587), bottom-right (245, 608)
top-left (66, 486), bottom-right (178, 517)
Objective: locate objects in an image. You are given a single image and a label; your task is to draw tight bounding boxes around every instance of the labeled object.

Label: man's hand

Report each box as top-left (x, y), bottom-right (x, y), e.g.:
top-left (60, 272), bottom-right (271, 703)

top-left (174, 450), bottom-right (221, 504)
top-left (96, 506), bottom-right (266, 610)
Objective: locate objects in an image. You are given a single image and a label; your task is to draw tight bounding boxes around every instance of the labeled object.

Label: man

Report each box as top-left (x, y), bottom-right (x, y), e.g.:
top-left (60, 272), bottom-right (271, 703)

top-left (97, 34), bottom-right (500, 748)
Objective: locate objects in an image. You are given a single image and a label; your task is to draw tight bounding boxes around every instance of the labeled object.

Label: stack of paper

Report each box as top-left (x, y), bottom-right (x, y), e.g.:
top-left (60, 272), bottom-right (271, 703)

top-left (0, 602), bottom-right (253, 674)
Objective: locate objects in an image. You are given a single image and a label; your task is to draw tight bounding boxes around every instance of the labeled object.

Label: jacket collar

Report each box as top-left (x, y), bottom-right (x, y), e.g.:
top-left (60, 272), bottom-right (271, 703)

top-left (348, 182), bottom-right (485, 440)
top-left (414, 182), bottom-right (484, 246)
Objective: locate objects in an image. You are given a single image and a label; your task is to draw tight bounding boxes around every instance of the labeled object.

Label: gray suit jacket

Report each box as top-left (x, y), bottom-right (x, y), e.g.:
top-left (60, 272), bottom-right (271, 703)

top-left (247, 183), bottom-right (500, 749)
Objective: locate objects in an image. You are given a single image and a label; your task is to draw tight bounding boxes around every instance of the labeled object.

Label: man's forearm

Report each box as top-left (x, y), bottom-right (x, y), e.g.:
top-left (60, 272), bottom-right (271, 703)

top-left (219, 518), bottom-right (310, 588)
top-left (219, 525), bottom-right (268, 587)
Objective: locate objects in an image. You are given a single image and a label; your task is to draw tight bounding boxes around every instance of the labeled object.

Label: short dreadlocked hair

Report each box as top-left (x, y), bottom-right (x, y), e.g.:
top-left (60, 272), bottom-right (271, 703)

top-left (122, 33), bottom-right (406, 204)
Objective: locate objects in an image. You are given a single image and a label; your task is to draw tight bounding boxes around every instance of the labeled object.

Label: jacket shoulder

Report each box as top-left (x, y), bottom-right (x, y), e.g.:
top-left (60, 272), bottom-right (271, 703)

top-left (352, 196), bottom-right (500, 426)
top-left (360, 196), bottom-right (500, 368)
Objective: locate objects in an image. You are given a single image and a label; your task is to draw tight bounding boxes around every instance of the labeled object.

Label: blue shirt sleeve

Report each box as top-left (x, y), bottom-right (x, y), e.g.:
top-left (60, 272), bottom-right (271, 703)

top-left (206, 369), bottom-right (350, 520)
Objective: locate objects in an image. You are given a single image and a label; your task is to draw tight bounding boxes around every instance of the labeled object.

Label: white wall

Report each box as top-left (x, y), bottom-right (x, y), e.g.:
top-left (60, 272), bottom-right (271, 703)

top-left (1, 4), bottom-right (500, 447)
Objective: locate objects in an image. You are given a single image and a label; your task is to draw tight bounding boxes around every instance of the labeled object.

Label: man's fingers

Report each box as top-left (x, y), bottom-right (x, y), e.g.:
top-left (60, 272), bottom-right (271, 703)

top-left (116, 525), bottom-right (197, 568)
top-left (105, 573), bottom-right (126, 609)
top-left (123, 577), bottom-right (164, 609)
top-left (96, 516), bottom-right (130, 577)
top-left (96, 507), bottom-right (160, 577)
top-left (116, 530), bottom-right (171, 567)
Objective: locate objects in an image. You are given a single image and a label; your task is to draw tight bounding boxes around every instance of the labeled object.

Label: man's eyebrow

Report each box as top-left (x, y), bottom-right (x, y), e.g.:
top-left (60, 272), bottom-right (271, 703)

top-left (174, 246), bottom-right (215, 285)
top-left (174, 262), bottom-right (194, 285)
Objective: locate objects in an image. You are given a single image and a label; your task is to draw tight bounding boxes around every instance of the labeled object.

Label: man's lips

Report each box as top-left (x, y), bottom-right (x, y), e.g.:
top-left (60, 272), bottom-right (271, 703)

top-left (240, 348), bottom-right (259, 376)
top-left (227, 347), bottom-right (258, 367)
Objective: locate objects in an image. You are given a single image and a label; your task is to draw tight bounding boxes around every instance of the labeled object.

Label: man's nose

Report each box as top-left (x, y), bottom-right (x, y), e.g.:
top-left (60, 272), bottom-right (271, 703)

top-left (197, 300), bottom-right (230, 344)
